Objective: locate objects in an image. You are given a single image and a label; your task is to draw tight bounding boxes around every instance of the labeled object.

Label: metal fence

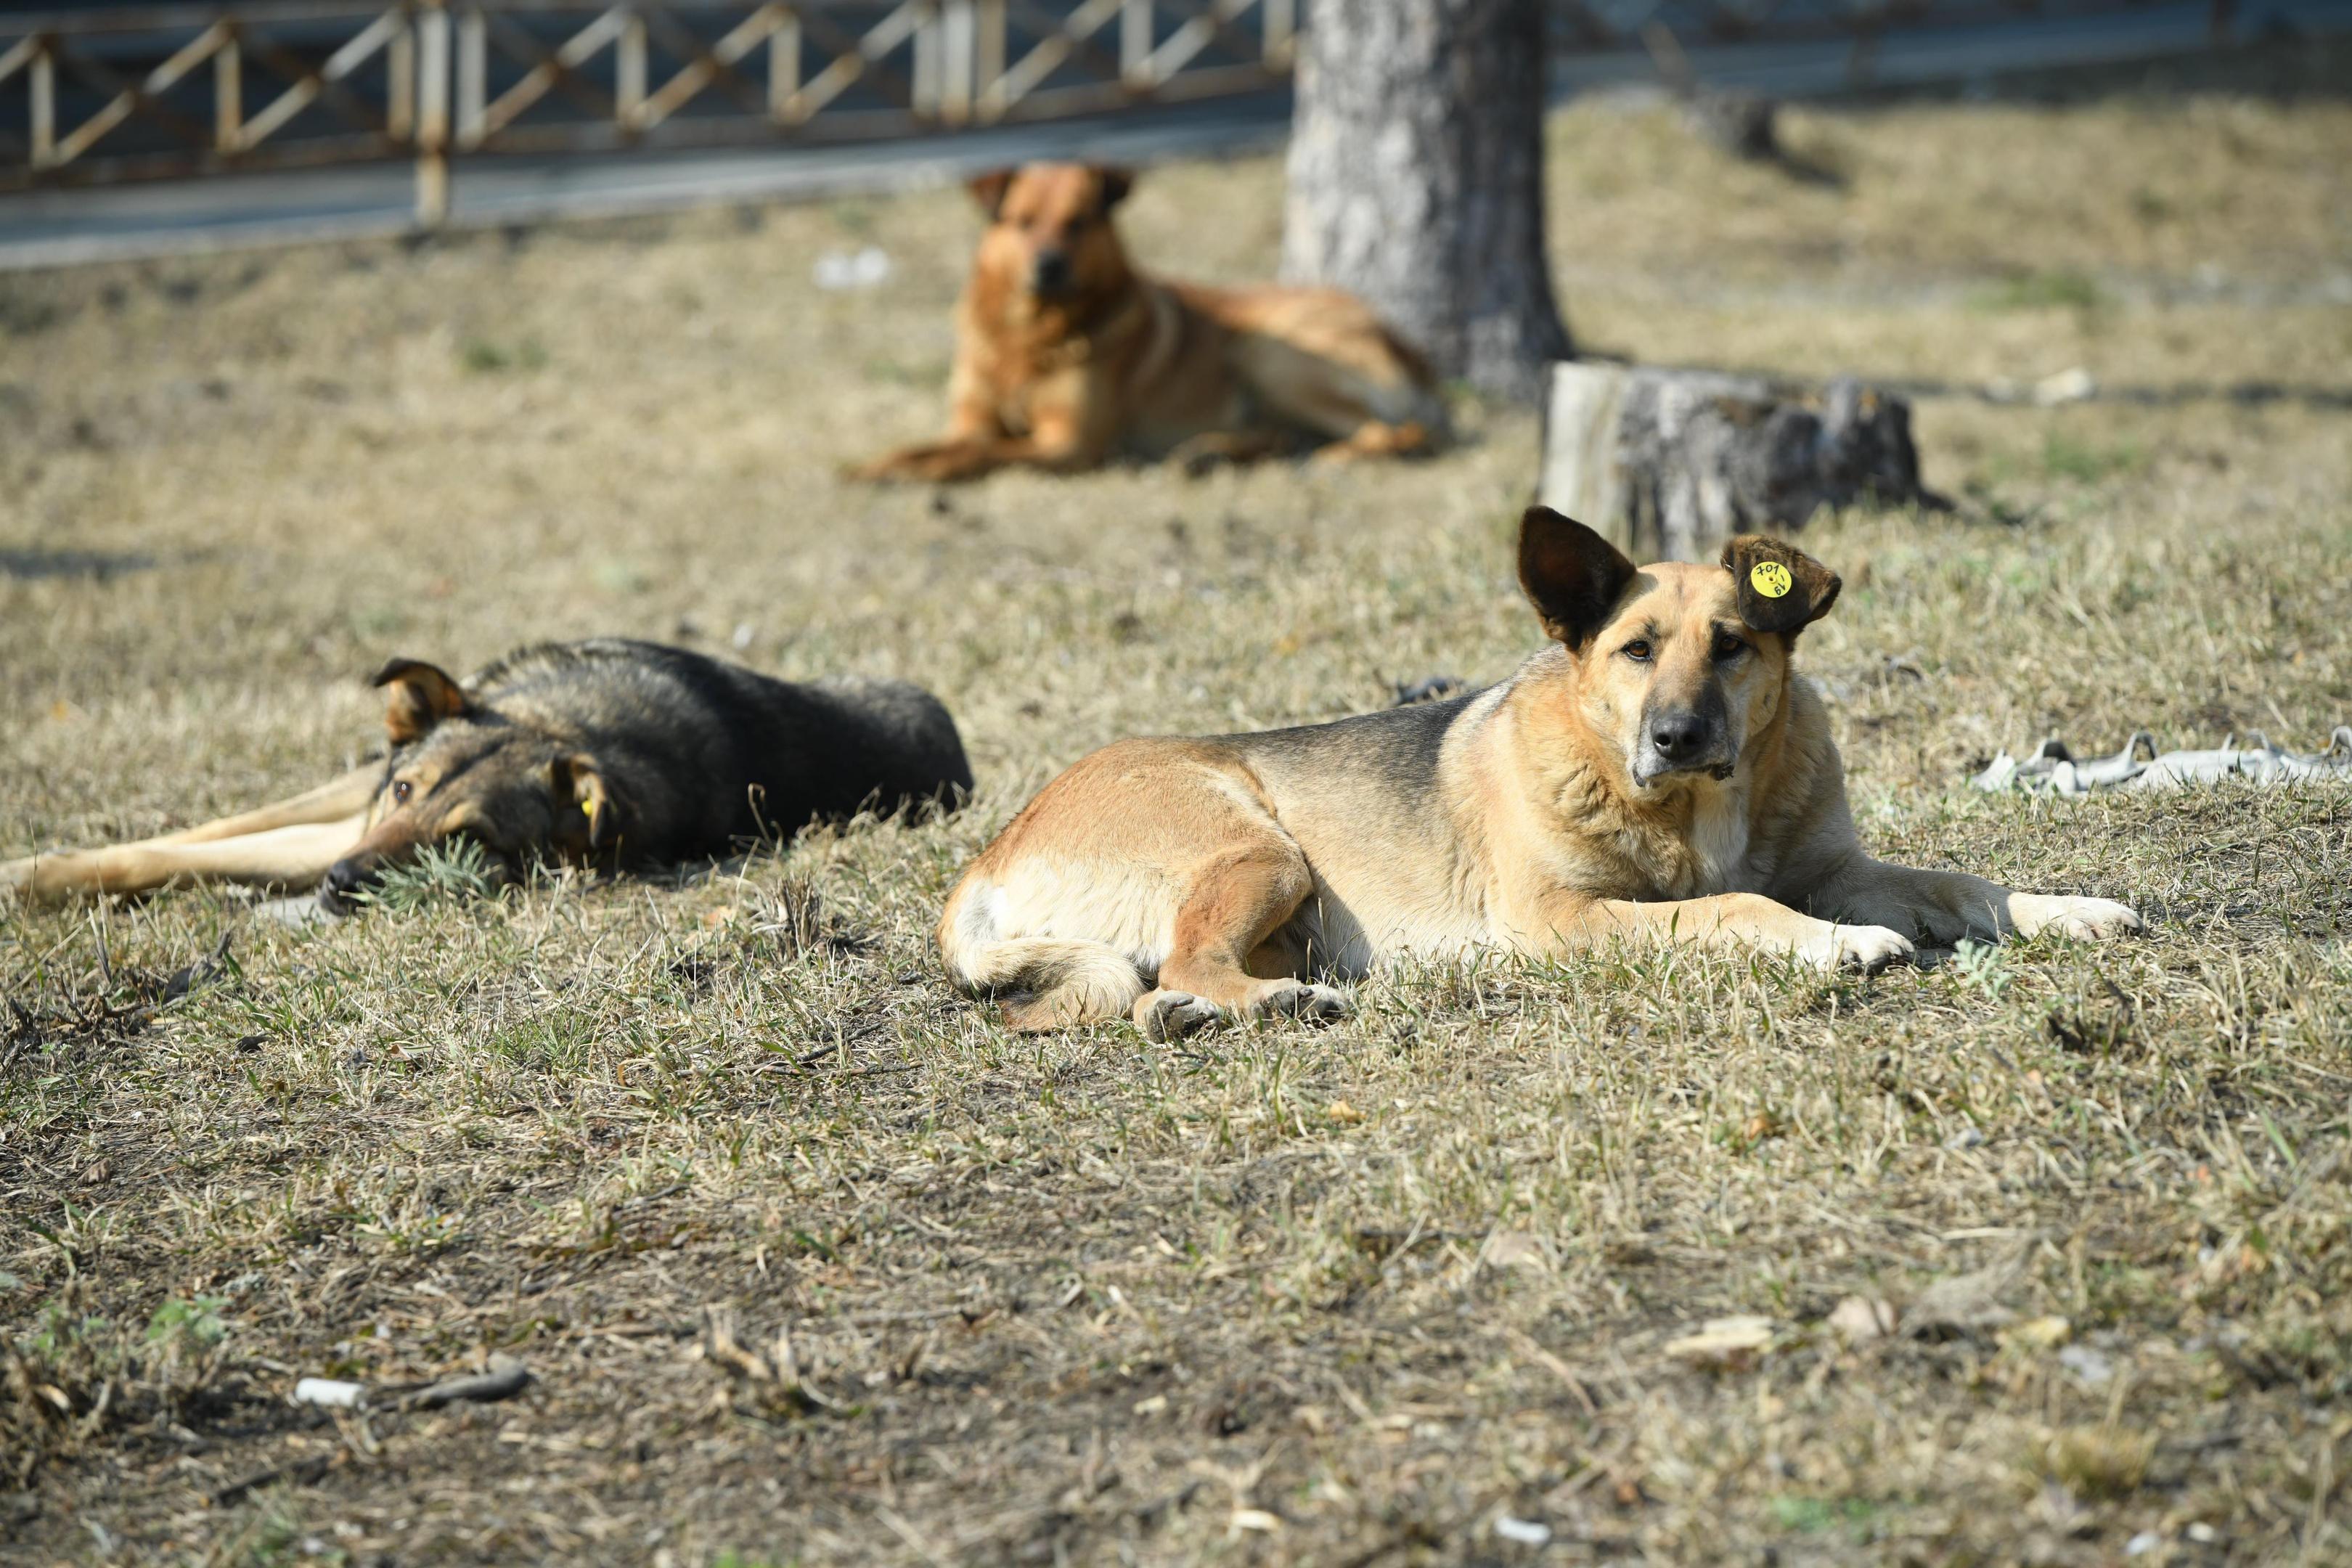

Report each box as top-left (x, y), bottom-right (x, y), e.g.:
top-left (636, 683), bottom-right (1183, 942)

top-left (0, 0), bottom-right (2245, 219)
top-left (0, 0), bottom-right (1294, 210)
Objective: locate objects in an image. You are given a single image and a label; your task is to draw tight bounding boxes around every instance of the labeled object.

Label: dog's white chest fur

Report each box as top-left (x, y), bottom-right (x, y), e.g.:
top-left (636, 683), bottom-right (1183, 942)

top-left (1686, 791), bottom-right (1753, 894)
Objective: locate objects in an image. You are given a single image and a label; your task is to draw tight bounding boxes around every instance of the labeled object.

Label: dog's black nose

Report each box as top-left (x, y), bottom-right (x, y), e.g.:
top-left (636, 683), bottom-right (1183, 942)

top-left (318, 856), bottom-right (370, 913)
top-left (1031, 250), bottom-right (1073, 294)
top-left (1648, 711), bottom-right (1711, 764)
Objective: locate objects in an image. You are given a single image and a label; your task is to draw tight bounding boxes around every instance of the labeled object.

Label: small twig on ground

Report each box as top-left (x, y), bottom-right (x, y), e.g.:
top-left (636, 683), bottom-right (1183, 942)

top-left (395, 1355), bottom-right (531, 1411)
top-left (1505, 1328), bottom-right (1602, 1418)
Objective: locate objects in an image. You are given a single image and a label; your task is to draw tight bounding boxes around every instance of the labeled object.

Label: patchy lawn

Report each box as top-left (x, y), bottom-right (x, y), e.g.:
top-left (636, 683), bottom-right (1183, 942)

top-left (4, 47), bottom-right (2351, 1568)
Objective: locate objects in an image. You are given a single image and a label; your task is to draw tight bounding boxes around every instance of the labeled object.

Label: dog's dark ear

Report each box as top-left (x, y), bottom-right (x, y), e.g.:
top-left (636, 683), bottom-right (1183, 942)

top-left (553, 754), bottom-right (625, 851)
top-left (370, 658), bottom-right (469, 744)
top-left (1095, 166), bottom-right (1133, 213)
top-left (1720, 535), bottom-right (1841, 639)
top-left (1519, 507), bottom-right (1639, 650)
top-left (968, 168), bottom-right (1016, 220)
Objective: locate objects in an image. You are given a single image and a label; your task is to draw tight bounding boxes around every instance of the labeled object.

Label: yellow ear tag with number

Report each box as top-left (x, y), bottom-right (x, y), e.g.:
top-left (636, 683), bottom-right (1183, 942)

top-left (1749, 560), bottom-right (1793, 599)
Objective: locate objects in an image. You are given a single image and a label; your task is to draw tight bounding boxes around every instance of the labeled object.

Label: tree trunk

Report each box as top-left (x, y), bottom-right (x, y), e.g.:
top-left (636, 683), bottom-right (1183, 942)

top-left (1281, 0), bottom-right (1572, 402)
top-left (1536, 363), bottom-right (1939, 562)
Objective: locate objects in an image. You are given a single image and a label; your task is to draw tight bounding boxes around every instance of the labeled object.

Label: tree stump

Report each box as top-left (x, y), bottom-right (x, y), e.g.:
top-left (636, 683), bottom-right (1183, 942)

top-left (1535, 363), bottom-right (1937, 561)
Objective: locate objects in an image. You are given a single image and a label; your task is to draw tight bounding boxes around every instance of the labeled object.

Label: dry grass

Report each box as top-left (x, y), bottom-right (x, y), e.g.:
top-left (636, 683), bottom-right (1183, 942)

top-left (5, 52), bottom-right (2352, 1567)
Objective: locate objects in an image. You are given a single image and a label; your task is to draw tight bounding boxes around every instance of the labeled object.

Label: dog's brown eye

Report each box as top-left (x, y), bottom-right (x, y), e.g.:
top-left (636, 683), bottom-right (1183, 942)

top-left (1712, 636), bottom-right (1748, 662)
top-left (1622, 640), bottom-right (1652, 662)
top-left (391, 780), bottom-right (412, 805)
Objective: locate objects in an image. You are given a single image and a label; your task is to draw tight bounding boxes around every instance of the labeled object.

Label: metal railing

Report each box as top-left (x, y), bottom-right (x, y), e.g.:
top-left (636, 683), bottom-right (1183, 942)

top-left (0, 0), bottom-right (1296, 211)
top-left (0, 0), bottom-right (2266, 221)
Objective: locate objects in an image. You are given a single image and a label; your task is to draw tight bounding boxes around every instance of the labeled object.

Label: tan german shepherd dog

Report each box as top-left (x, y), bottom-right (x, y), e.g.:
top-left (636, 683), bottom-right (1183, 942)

top-left (939, 509), bottom-right (2142, 1040)
top-left (4, 640), bottom-right (971, 912)
top-left (850, 162), bottom-right (1444, 481)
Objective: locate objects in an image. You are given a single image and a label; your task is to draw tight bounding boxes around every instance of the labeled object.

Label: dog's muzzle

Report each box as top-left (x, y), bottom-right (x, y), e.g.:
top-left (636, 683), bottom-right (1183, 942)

top-left (1029, 250), bottom-right (1074, 297)
top-left (317, 853), bottom-right (376, 914)
top-left (1631, 708), bottom-right (1737, 787)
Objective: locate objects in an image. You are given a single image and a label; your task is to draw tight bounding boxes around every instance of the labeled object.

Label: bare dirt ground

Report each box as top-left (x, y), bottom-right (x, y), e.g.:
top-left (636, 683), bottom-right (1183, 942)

top-left (4, 46), bottom-right (2351, 1567)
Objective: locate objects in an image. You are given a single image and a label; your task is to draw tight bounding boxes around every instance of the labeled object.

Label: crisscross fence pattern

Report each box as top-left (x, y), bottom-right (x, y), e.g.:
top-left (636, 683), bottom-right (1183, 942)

top-left (0, 0), bottom-right (2233, 219)
top-left (0, 0), bottom-right (1295, 208)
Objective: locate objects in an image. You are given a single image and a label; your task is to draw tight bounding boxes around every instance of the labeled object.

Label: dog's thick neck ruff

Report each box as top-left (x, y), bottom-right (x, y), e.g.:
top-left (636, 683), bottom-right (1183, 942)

top-left (988, 264), bottom-right (1143, 354)
top-left (1495, 656), bottom-right (1775, 876)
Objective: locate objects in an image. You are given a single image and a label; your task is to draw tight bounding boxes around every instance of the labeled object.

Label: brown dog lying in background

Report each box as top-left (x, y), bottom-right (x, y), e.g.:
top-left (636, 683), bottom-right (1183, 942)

top-left (852, 163), bottom-right (1445, 482)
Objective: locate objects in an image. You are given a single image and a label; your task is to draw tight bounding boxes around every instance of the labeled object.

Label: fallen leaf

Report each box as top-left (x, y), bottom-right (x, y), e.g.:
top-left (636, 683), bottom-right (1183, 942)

top-left (1230, 1508), bottom-right (1283, 1534)
top-left (1324, 1099), bottom-right (1365, 1126)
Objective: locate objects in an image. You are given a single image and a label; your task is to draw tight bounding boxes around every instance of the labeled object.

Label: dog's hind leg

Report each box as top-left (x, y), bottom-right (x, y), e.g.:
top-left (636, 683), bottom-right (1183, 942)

top-left (949, 936), bottom-right (1151, 1033)
top-left (1137, 837), bottom-right (1349, 1044)
top-left (7, 814), bottom-right (368, 902)
top-left (1224, 312), bottom-right (1447, 462)
top-left (935, 739), bottom-right (1349, 1041)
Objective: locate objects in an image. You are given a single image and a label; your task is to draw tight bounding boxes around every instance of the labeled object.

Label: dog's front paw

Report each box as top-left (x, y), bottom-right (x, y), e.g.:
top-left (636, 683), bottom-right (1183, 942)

top-left (1135, 989), bottom-right (1226, 1043)
top-left (2009, 894), bottom-right (2143, 942)
top-left (1251, 981), bottom-right (1352, 1026)
top-left (1799, 920), bottom-right (1914, 973)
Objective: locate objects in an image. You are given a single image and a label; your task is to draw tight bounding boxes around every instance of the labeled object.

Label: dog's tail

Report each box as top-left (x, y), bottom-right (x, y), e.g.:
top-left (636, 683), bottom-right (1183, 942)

top-left (940, 897), bottom-right (1148, 1031)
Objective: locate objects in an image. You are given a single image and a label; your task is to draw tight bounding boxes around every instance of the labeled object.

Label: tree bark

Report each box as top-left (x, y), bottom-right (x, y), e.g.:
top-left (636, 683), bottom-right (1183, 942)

top-left (1281, 0), bottom-right (1572, 402)
top-left (1537, 364), bottom-right (1938, 562)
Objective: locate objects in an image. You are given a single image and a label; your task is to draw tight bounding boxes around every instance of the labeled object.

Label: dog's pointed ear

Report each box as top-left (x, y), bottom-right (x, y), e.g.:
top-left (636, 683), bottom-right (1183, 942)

top-left (370, 658), bottom-right (470, 744)
top-left (968, 168), bottom-right (1016, 220)
top-left (1519, 507), bottom-right (1639, 650)
top-left (553, 754), bottom-right (625, 851)
top-left (1095, 166), bottom-right (1133, 213)
top-left (1720, 535), bottom-right (1841, 638)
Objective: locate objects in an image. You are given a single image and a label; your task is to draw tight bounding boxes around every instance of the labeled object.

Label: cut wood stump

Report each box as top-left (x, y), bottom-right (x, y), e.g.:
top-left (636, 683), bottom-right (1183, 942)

top-left (1535, 363), bottom-right (1941, 562)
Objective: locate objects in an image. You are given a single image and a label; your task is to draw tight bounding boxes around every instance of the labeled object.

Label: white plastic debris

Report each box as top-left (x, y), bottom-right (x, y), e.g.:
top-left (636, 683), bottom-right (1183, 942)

top-left (1664, 1315), bottom-right (1776, 1368)
top-left (1495, 1516), bottom-right (1553, 1546)
top-left (814, 247), bottom-right (893, 290)
top-left (2033, 367), bottom-right (2097, 407)
top-left (293, 1377), bottom-right (367, 1408)
top-left (1972, 727), bottom-right (2352, 796)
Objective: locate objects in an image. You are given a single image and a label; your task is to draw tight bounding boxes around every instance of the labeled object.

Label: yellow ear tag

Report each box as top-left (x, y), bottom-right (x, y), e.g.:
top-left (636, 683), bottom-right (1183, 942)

top-left (1749, 560), bottom-right (1793, 600)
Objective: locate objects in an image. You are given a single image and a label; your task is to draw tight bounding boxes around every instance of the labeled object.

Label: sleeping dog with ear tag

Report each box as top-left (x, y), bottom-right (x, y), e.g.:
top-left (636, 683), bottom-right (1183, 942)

top-left (4, 639), bottom-right (972, 912)
top-left (938, 507), bottom-right (2141, 1040)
